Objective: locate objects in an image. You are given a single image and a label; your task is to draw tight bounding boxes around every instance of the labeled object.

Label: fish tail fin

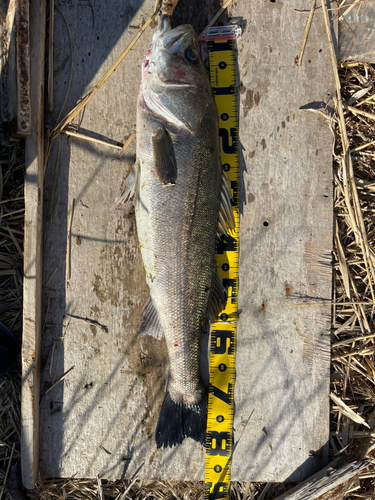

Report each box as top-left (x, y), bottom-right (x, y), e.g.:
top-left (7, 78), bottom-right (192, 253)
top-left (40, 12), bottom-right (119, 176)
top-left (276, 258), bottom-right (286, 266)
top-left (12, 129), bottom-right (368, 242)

top-left (155, 391), bottom-right (208, 448)
top-left (183, 392), bottom-right (208, 445)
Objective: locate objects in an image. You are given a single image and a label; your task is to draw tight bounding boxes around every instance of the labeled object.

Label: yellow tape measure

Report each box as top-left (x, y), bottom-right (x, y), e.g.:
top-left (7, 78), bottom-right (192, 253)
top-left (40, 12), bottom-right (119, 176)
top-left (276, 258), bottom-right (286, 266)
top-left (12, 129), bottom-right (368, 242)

top-left (205, 39), bottom-right (239, 500)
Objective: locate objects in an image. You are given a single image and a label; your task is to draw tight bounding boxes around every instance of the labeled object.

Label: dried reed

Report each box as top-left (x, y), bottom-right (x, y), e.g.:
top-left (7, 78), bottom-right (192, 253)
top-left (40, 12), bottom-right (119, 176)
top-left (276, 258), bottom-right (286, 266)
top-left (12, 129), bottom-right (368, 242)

top-left (0, 142), bottom-right (24, 500)
top-left (329, 59), bottom-right (375, 500)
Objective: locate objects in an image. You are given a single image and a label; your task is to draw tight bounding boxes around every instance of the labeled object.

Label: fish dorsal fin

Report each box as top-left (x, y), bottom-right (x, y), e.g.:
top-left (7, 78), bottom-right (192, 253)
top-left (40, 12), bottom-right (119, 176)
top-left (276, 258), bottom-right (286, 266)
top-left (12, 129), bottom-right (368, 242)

top-left (152, 127), bottom-right (177, 185)
top-left (138, 295), bottom-right (164, 340)
top-left (217, 171), bottom-right (235, 236)
top-left (115, 160), bottom-right (140, 205)
top-left (207, 269), bottom-right (227, 322)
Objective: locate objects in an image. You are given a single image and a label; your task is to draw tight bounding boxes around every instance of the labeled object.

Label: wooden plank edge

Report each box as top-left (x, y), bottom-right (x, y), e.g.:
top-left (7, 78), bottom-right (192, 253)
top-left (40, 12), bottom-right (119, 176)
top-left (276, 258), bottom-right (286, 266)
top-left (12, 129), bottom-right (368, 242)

top-left (273, 455), bottom-right (370, 500)
top-left (21, 0), bottom-right (46, 490)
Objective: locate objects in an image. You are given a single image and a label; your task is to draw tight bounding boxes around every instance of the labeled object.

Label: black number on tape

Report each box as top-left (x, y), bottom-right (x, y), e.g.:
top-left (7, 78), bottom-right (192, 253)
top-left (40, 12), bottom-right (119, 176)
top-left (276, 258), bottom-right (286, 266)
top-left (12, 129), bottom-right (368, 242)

top-left (207, 431), bottom-right (231, 456)
top-left (212, 330), bottom-right (235, 355)
top-left (219, 128), bottom-right (237, 154)
top-left (222, 278), bottom-right (237, 297)
top-left (216, 234), bottom-right (237, 255)
top-left (211, 383), bottom-right (233, 405)
top-left (205, 482), bottom-right (228, 500)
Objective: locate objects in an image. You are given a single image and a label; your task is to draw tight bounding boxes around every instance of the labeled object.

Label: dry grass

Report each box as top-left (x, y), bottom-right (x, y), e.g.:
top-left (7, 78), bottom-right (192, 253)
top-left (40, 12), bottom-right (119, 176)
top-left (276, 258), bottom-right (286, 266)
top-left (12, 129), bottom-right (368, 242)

top-left (0, 143), bottom-right (25, 337)
top-left (329, 60), bottom-right (375, 498)
top-left (0, 142), bottom-right (24, 500)
top-left (27, 478), bottom-right (292, 499)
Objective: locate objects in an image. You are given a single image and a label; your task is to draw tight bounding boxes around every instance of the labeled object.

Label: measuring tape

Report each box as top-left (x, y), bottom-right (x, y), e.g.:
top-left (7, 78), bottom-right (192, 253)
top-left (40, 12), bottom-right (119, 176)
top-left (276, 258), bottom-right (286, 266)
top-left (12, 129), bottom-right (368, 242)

top-left (205, 39), bottom-right (239, 500)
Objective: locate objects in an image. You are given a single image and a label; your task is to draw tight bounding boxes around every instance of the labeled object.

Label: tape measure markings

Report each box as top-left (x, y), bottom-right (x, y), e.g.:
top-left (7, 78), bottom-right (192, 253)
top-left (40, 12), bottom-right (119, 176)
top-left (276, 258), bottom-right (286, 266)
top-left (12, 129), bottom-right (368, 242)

top-left (205, 39), bottom-right (239, 500)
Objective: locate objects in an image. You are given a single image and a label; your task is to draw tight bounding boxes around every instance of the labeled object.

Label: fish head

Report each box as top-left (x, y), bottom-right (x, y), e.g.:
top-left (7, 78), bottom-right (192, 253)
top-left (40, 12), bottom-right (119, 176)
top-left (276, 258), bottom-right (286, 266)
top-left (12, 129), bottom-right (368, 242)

top-left (141, 15), bottom-right (212, 134)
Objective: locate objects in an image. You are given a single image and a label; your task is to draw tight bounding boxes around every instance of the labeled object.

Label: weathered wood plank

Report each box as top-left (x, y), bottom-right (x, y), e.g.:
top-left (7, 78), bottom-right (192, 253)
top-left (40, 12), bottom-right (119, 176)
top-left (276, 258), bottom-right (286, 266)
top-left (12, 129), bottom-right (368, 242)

top-left (0, 0), bottom-right (17, 125)
top-left (0, 0), bottom-right (31, 141)
top-left (230, 0), bottom-right (334, 482)
top-left (21, 0), bottom-right (46, 489)
top-left (273, 457), bottom-right (369, 500)
top-left (34, 0), bottom-right (334, 482)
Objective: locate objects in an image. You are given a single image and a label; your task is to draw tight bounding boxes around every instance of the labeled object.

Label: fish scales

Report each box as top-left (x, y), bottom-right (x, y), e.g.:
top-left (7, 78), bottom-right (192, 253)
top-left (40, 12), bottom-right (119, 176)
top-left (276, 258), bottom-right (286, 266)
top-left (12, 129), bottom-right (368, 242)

top-left (137, 103), bottom-right (220, 400)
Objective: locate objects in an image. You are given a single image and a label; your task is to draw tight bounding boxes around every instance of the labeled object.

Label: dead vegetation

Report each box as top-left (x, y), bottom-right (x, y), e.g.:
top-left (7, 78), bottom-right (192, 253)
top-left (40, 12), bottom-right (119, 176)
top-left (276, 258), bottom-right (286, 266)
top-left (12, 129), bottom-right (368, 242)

top-left (328, 60), bottom-right (375, 498)
top-left (0, 143), bottom-right (25, 337)
top-left (0, 142), bottom-right (24, 500)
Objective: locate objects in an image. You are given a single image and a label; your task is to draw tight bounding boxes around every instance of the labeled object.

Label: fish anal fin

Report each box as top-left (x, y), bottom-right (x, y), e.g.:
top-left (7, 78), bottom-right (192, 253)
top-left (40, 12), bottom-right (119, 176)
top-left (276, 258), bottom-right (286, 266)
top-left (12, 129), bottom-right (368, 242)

top-left (152, 127), bottom-right (177, 185)
top-left (138, 296), bottom-right (163, 340)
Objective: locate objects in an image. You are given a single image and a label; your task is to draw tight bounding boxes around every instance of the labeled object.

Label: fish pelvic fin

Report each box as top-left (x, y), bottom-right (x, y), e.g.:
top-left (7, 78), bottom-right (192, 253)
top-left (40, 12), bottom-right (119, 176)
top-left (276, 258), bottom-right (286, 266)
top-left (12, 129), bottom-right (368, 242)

top-left (115, 160), bottom-right (140, 205)
top-left (138, 295), bottom-right (164, 340)
top-left (155, 391), bottom-right (208, 448)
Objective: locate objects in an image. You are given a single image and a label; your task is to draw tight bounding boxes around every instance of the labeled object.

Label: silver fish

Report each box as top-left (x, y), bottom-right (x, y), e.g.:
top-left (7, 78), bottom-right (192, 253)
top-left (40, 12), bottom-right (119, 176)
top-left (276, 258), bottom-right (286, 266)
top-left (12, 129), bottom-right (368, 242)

top-left (119, 15), bottom-right (234, 448)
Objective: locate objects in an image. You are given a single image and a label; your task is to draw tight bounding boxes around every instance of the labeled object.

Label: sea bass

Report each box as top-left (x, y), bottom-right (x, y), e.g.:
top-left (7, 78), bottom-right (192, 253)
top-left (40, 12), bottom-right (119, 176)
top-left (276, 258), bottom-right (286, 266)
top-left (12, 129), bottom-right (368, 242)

top-left (119, 15), bottom-right (234, 448)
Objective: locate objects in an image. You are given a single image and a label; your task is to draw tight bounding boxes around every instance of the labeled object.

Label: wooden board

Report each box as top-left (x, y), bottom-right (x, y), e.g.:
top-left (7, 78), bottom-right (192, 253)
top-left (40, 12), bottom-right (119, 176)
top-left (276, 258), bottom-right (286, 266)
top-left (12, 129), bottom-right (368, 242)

top-left (0, 0), bottom-right (31, 141)
top-left (273, 456), bottom-right (369, 500)
top-left (29, 0), bottom-right (334, 484)
top-left (21, 0), bottom-right (46, 490)
top-left (230, 0), bottom-right (334, 482)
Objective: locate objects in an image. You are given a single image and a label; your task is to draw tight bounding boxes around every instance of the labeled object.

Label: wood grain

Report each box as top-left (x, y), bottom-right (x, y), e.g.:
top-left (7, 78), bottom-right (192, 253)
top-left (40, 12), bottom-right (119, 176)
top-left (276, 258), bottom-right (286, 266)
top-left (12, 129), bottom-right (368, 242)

top-left (31, 0), bottom-right (334, 482)
top-left (231, 0), bottom-right (334, 482)
top-left (21, 0), bottom-right (46, 489)
top-left (273, 456), bottom-right (369, 500)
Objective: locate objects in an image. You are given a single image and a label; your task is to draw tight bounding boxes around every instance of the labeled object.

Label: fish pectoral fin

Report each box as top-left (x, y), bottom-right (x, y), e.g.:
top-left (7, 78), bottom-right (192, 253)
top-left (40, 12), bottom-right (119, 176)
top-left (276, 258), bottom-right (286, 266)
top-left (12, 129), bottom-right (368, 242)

top-left (138, 295), bottom-right (164, 340)
top-left (218, 170), bottom-right (235, 235)
top-left (152, 127), bottom-right (177, 185)
top-left (207, 269), bottom-right (227, 321)
top-left (115, 160), bottom-right (140, 205)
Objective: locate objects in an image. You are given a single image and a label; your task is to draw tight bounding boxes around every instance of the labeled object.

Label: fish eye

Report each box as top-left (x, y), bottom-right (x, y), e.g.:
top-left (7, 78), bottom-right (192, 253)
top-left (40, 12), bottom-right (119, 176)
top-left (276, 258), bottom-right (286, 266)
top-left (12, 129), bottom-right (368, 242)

top-left (185, 49), bottom-right (198, 64)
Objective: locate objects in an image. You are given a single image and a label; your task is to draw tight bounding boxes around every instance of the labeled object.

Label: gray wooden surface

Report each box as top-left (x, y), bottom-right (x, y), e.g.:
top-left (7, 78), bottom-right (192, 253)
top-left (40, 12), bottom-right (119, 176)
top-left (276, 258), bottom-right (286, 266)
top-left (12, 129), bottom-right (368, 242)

top-left (38, 0), bottom-right (334, 482)
top-left (21, 0), bottom-right (46, 489)
top-left (273, 457), bottom-right (370, 500)
top-left (230, 0), bottom-right (334, 481)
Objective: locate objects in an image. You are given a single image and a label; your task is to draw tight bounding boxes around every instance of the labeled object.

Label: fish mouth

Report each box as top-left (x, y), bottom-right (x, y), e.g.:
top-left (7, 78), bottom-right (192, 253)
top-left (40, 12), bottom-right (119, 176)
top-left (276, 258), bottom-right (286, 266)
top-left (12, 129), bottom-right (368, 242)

top-left (164, 32), bottom-right (184, 54)
top-left (162, 80), bottom-right (195, 88)
top-left (153, 15), bottom-right (195, 55)
top-left (144, 15), bottom-right (198, 88)
top-left (142, 15), bottom-right (206, 132)
top-left (162, 27), bottom-right (194, 54)
top-left (152, 14), bottom-right (171, 42)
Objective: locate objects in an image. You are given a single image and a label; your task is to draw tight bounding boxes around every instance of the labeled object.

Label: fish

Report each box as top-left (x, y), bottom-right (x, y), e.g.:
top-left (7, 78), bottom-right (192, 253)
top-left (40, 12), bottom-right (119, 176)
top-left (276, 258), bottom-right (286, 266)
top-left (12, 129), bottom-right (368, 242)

top-left (118, 15), bottom-right (234, 448)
